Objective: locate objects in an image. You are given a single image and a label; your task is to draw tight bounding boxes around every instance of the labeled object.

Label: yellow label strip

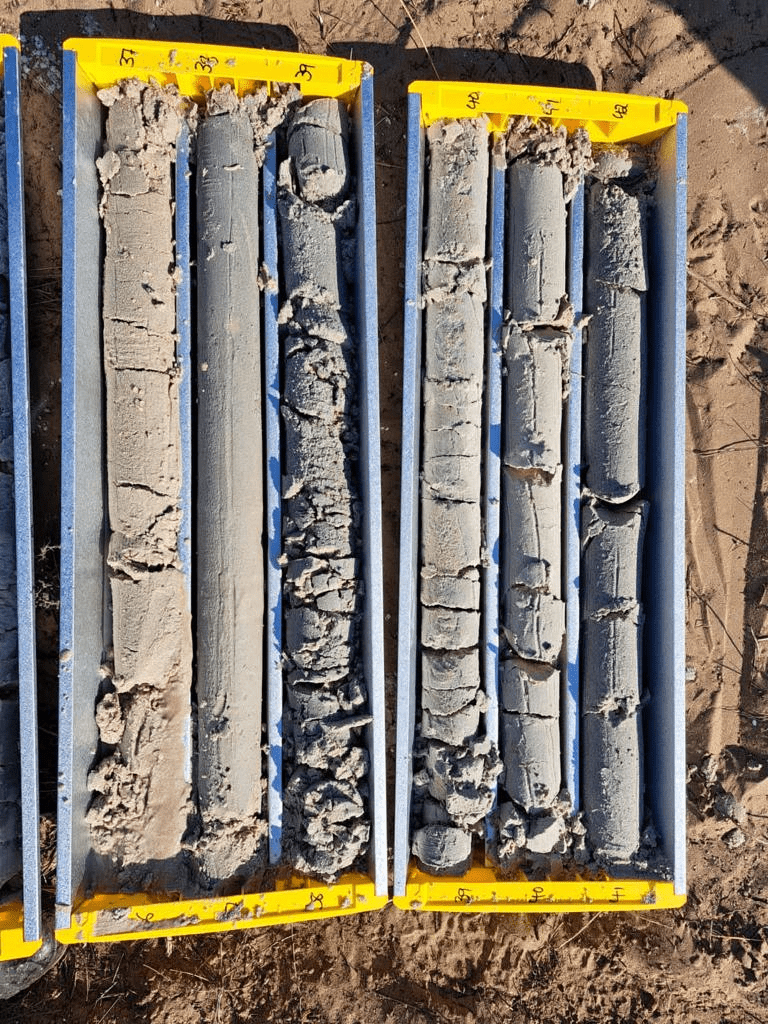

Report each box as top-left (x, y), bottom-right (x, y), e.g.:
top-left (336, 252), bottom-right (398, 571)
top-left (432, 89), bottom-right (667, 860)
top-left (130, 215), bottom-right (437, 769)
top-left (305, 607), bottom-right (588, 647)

top-left (394, 865), bottom-right (686, 913)
top-left (56, 875), bottom-right (388, 945)
top-left (64, 37), bottom-right (367, 103)
top-left (410, 80), bottom-right (686, 144)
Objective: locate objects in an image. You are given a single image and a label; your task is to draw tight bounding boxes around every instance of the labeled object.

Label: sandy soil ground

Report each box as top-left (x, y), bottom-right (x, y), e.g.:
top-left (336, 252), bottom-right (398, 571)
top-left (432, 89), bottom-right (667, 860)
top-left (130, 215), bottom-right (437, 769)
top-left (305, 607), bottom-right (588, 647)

top-left (3, 0), bottom-right (768, 1021)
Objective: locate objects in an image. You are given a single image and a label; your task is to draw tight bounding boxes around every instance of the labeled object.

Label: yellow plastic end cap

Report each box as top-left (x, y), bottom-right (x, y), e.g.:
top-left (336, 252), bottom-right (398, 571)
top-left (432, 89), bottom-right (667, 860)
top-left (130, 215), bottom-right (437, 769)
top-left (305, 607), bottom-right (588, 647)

top-left (63, 37), bottom-right (367, 103)
top-left (409, 80), bottom-right (686, 144)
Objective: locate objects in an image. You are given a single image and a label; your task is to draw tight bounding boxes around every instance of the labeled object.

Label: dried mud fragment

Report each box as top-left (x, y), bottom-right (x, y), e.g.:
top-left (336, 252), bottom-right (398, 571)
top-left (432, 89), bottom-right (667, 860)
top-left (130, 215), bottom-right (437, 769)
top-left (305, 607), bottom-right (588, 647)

top-left (421, 649), bottom-right (481, 693)
top-left (420, 497), bottom-right (481, 576)
top-left (587, 180), bottom-right (648, 292)
top-left (412, 824), bottom-right (473, 876)
top-left (584, 180), bottom-right (648, 503)
top-left (423, 289), bottom-right (485, 384)
top-left (423, 117), bottom-right (489, 263)
top-left (501, 587), bottom-right (565, 666)
top-left (582, 709), bottom-right (643, 861)
top-left (420, 568), bottom-right (480, 611)
top-left (506, 161), bottom-right (567, 324)
top-left (279, 99), bottom-right (369, 880)
top-left (279, 191), bottom-right (342, 304)
top-left (421, 607), bottom-right (480, 650)
top-left (422, 379), bottom-right (482, 461)
top-left (501, 712), bottom-right (561, 813)
top-left (288, 97), bottom-right (350, 204)
top-left (581, 499), bottom-right (647, 618)
top-left (414, 115), bottom-right (492, 873)
top-left (421, 699), bottom-right (483, 747)
top-left (500, 658), bottom-right (560, 717)
top-left (581, 610), bottom-right (643, 715)
top-left (501, 467), bottom-right (563, 597)
top-left (581, 495), bottom-right (646, 860)
top-left (503, 325), bottom-right (566, 475)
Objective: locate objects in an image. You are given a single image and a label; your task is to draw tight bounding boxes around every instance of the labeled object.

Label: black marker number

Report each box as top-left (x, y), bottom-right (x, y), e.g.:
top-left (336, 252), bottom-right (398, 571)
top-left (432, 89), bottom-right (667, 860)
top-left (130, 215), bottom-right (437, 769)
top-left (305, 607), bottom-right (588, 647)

top-left (195, 55), bottom-right (219, 72)
top-left (529, 886), bottom-right (545, 904)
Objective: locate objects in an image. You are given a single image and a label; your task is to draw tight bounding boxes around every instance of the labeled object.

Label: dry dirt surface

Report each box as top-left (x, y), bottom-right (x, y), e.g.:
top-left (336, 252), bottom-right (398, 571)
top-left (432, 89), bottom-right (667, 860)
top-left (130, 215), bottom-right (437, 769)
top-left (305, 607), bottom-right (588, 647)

top-left (3, 0), bottom-right (768, 1021)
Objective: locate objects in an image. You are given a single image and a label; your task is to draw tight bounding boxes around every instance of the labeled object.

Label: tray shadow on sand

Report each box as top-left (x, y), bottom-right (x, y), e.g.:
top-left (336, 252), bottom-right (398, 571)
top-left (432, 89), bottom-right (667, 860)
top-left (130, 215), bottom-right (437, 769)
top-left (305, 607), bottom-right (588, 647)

top-left (19, 10), bottom-right (298, 54)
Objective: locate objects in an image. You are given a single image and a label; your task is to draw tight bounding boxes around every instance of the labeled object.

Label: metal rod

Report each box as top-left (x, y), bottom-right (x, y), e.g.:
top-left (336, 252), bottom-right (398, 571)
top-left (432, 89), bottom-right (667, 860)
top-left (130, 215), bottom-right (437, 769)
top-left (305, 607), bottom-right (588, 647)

top-left (4, 44), bottom-right (41, 945)
top-left (393, 92), bottom-right (425, 898)
top-left (564, 179), bottom-right (584, 810)
top-left (355, 69), bottom-right (388, 898)
top-left (263, 133), bottom-right (283, 866)
top-left (482, 154), bottom-right (505, 855)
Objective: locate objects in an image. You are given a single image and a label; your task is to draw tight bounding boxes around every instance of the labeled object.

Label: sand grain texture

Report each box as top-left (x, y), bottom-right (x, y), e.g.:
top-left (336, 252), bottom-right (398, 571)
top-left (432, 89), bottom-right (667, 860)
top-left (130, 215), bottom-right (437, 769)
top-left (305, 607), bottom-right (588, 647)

top-left (89, 80), bottom-right (193, 874)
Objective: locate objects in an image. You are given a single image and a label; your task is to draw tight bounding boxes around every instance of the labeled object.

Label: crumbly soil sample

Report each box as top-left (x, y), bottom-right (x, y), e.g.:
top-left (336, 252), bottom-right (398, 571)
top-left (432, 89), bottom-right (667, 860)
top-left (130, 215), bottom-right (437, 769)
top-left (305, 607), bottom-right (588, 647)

top-left (499, 127), bottom-right (586, 674)
top-left (502, 466), bottom-right (563, 597)
top-left (499, 330), bottom-right (566, 674)
top-left (506, 162), bottom-right (567, 324)
top-left (88, 79), bottom-right (193, 874)
top-left (411, 824), bottom-right (472, 876)
top-left (579, 153), bottom-right (658, 867)
top-left (279, 98), bottom-right (370, 882)
top-left (288, 98), bottom-right (350, 205)
top-left (504, 118), bottom-right (592, 325)
top-left (581, 499), bottom-right (646, 860)
top-left (505, 117), bottom-right (594, 203)
top-left (581, 709), bottom-right (643, 861)
top-left (500, 660), bottom-right (560, 812)
top-left (413, 116), bottom-right (501, 876)
top-left (584, 178), bottom-right (648, 503)
top-left (195, 96), bottom-right (265, 883)
top-left (424, 118), bottom-right (489, 262)
top-left (496, 126), bottom-right (590, 863)
top-left (411, 735), bottom-right (500, 875)
top-left (502, 587), bottom-right (565, 667)
top-left (503, 326), bottom-right (565, 476)
top-left (582, 498), bottom-right (646, 620)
